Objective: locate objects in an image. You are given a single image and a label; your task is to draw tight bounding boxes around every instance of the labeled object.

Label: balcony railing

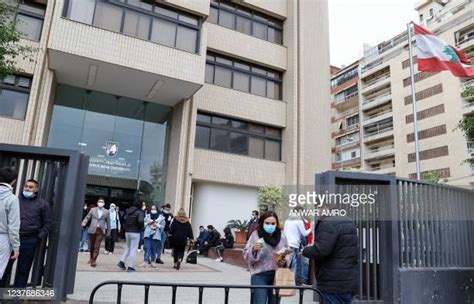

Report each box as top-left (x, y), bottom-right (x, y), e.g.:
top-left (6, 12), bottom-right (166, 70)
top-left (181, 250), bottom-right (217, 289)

top-left (362, 91), bottom-right (391, 105)
top-left (362, 74), bottom-right (390, 88)
top-left (365, 144), bottom-right (395, 155)
top-left (368, 163), bottom-right (396, 172)
top-left (335, 138), bottom-right (360, 149)
top-left (365, 108), bottom-right (392, 120)
top-left (334, 91), bottom-right (359, 104)
top-left (334, 107), bottom-right (359, 120)
top-left (364, 126), bottom-right (394, 138)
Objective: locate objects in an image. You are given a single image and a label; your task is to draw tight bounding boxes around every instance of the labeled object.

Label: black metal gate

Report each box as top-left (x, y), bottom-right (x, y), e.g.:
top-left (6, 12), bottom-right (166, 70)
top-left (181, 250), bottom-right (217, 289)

top-left (315, 171), bottom-right (474, 304)
top-left (0, 143), bottom-right (89, 302)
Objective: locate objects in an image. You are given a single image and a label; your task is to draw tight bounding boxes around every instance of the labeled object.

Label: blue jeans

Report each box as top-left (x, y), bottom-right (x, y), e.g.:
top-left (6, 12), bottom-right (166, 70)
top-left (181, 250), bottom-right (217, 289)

top-left (156, 231), bottom-right (167, 259)
top-left (79, 228), bottom-right (89, 251)
top-left (15, 237), bottom-right (40, 288)
top-left (290, 247), bottom-right (309, 285)
top-left (251, 270), bottom-right (276, 304)
top-left (144, 238), bottom-right (160, 263)
top-left (321, 292), bottom-right (353, 304)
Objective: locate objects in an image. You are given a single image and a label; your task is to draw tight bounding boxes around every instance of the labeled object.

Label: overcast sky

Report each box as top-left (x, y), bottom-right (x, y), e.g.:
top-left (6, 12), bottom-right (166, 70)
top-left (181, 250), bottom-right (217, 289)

top-left (328, 0), bottom-right (419, 67)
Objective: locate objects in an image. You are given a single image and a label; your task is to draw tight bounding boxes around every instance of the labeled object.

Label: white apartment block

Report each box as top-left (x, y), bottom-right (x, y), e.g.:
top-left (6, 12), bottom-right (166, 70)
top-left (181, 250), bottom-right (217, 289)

top-left (331, 0), bottom-right (474, 188)
top-left (0, 0), bottom-right (332, 232)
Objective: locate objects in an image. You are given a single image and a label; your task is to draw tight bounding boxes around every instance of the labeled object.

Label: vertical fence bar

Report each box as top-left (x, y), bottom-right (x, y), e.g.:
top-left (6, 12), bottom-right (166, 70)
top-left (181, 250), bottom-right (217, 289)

top-left (224, 287), bottom-right (229, 304)
top-left (144, 285), bottom-right (150, 304)
top-left (198, 287), bottom-right (203, 304)
top-left (117, 284), bottom-right (122, 304)
top-left (172, 286), bottom-right (177, 304)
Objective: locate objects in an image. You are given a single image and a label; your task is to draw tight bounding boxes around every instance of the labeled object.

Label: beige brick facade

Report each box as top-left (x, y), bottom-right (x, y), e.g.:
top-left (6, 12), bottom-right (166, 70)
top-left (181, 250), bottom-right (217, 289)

top-left (1, 0), bottom-right (332, 215)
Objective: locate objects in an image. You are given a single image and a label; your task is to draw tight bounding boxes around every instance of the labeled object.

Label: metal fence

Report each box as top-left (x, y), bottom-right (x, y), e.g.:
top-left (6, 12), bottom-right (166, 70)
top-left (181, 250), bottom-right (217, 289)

top-left (316, 171), bottom-right (474, 304)
top-left (89, 281), bottom-right (323, 304)
top-left (0, 144), bottom-right (89, 302)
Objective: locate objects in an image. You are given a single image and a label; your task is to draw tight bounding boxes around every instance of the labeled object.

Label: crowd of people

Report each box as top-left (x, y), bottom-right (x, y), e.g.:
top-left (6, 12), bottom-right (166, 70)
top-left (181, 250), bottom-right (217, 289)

top-left (0, 167), bottom-right (52, 288)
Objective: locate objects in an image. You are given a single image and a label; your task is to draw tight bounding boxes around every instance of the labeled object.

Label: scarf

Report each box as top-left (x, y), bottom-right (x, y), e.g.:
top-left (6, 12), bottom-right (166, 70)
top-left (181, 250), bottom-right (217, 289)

top-left (174, 215), bottom-right (189, 224)
top-left (150, 212), bottom-right (159, 220)
top-left (257, 226), bottom-right (281, 247)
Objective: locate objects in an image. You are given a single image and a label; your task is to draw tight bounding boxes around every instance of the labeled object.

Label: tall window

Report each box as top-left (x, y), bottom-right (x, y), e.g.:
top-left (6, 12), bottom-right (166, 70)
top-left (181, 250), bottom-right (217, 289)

top-left (65, 0), bottom-right (201, 53)
top-left (206, 52), bottom-right (283, 100)
top-left (0, 75), bottom-right (32, 120)
top-left (195, 112), bottom-right (282, 161)
top-left (13, 0), bottom-right (46, 41)
top-left (209, 0), bottom-right (283, 44)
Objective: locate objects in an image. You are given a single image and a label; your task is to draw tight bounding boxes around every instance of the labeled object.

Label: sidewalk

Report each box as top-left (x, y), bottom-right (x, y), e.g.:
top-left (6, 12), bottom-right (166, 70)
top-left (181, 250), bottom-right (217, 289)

top-left (68, 242), bottom-right (318, 303)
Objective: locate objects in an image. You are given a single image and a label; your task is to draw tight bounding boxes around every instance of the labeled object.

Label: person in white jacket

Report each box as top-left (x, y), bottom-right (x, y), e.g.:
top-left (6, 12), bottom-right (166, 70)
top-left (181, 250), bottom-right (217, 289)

top-left (284, 207), bottom-right (312, 285)
top-left (0, 167), bottom-right (20, 279)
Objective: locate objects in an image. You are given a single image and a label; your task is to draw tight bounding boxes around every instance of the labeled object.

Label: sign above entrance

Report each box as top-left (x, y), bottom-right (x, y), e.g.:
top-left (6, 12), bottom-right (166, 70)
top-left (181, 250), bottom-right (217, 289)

top-left (105, 141), bottom-right (119, 157)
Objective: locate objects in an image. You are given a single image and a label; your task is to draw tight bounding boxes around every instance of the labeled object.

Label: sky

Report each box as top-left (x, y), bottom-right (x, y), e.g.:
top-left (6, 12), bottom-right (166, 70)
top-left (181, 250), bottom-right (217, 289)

top-left (329, 0), bottom-right (419, 67)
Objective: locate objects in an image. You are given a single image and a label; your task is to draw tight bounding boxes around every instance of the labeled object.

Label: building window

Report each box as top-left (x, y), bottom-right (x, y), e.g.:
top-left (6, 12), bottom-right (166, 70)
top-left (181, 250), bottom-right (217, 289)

top-left (195, 112), bottom-right (282, 161)
top-left (0, 75), bottom-right (32, 120)
top-left (209, 0), bottom-right (283, 44)
top-left (65, 0), bottom-right (201, 53)
top-left (13, 0), bottom-right (46, 41)
top-left (206, 52), bottom-right (283, 100)
top-left (331, 67), bottom-right (358, 88)
top-left (346, 115), bottom-right (359, 127)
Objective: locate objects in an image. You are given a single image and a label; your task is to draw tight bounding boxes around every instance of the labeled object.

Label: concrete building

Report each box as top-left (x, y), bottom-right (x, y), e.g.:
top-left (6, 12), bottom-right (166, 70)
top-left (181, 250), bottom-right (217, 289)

top-left (330, 0), bottom-right (473, 188)
top-left (0, 0), bottom-right (332, 232)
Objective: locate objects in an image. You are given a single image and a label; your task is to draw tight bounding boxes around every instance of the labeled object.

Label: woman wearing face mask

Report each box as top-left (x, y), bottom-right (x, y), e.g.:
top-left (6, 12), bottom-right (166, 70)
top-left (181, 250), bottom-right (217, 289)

top-left (243, 211), bottom-right (290, 304)
top-left (140, 205), bottom-right (165, 267)
top-left (104, 203), bottom-right (121, 255)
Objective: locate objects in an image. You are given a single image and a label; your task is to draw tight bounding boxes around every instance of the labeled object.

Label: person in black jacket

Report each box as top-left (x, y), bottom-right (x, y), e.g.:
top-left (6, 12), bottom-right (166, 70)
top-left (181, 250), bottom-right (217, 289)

top-left (3, 179), bottom-right (52, 288)
top-left (117, 199), bottom-right (145, 272)
top-left (201, 225), bottom-right (221, 257)
top-left (169, 208), bottom-right (193, 270)
top-left (214, 226), bottom-right (234, 262)
top-left (302, 209), bottom-right (359, 304)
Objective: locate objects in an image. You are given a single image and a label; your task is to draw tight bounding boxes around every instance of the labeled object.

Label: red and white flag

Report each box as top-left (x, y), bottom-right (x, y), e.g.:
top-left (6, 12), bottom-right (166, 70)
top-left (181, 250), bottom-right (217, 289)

top-left (414, 23), bottom-right (474, 78)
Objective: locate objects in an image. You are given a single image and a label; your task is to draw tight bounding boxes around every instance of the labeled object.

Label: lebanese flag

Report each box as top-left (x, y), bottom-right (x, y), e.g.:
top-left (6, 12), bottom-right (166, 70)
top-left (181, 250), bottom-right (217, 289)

top-left (414, 23), bottom-right (474, 78)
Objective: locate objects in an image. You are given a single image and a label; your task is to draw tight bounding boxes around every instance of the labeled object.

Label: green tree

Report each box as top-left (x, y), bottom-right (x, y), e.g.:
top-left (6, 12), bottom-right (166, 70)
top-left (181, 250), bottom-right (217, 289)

top-left (0, 1), bottom-right (33, 80)
top-left (458, 116), bottom-right (474, 167)
top-left (257, 185), bottom-right (285, 211)
top-left (423, 171), bottom-right (442, 183)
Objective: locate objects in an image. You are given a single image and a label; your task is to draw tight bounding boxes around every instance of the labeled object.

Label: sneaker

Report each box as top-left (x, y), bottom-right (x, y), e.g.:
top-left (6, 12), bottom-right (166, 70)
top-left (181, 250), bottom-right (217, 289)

top-left (104, 250), bottom-right (109, 254)
top-left (117, 261), bottom-right (126, 270)
top-left (108, 252), bottom-right (113, 255)
top-left (155, 258), bottom-right (164, 264)
top-left (127, 267), bottom-right (136, 272)
top-left (220, 258), bottom-right (224, 262)
top-left (139, 262), bottom-right (148, 268)
top-left (138, 249), bottom-right (142, 253)
top-left (215, 258), bottom-right (221, 262)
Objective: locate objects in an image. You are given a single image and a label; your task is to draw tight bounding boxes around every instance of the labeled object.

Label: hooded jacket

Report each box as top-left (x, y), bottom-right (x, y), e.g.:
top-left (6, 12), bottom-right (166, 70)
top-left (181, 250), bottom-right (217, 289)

top-left (302, 215), bottom-right (359, 294)
top-left (169, 215), bottom-right (193, 247)
top-left (0, 183), bottom-right (20, 251)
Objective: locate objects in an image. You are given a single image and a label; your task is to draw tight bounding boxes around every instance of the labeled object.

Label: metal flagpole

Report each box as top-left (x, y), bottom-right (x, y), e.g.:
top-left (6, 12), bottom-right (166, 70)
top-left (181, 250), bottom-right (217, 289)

top-left (407, 22), bottom-right (421, 180)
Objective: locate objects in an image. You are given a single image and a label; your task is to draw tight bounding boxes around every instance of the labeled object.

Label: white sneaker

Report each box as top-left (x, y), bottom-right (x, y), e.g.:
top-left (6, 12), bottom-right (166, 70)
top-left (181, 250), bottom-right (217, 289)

top-left (108, 252), bottom-right (113, 255)
top-left (215, 258), bottom-right (223, 262)
top-left (104, 250), bottom-right (109, 254)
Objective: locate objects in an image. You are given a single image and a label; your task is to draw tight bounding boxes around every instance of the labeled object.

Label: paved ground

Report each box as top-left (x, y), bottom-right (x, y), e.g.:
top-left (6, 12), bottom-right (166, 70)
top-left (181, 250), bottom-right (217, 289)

top-left (67, 242), bottom-right (318, 303)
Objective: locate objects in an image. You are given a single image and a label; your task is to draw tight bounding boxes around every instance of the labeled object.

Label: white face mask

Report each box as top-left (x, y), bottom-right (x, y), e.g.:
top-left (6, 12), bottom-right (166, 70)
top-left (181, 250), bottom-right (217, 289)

top-left (84, 206), bottom-right (87, 210)
top-left (151, 210), bottom-right (157, 214)
top-left (98, 202), bottom-right (104, 208)
top-left (142, 206), bottom-right (146, 210)
top-left (110, 205), bottom-right (116, 210)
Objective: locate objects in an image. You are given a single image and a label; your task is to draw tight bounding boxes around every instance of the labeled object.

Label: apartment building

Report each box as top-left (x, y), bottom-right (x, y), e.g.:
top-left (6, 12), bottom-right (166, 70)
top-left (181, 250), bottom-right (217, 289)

top-left (0, 0), bottom-right (331, 232)
top-left (330, 61), bottom-right (362, 171)
top-left (330, 0), bottom-right (473, 188)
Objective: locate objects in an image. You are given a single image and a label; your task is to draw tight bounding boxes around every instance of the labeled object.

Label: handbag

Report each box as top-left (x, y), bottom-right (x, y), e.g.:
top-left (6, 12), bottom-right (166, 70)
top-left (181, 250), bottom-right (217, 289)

top-left (273, 268), bottom-right (296, 297)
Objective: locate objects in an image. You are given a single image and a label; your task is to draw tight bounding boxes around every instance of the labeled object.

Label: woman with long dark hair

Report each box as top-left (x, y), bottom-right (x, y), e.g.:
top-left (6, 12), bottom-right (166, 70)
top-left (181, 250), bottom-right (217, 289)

top-left (243, 211), bottom-right (290, 304)
top-left (117, 199), bottom-right (145, 272)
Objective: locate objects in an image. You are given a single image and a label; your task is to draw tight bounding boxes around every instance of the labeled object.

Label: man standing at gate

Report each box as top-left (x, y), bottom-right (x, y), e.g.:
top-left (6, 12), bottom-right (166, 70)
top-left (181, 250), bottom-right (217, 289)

top-left (82, 198), bottom-right (111, 267)
top-left (9, 179), bottom-right (52, 288)
top-left (303, 206), bottom-right (358, 304)
top-left (0, 167), bottom-right (20, 281)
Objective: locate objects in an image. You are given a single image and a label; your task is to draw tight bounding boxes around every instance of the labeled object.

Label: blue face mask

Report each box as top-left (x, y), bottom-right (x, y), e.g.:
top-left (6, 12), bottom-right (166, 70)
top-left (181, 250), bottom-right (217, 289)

top-left (263, 224), bottom-right (276, 234)
top-left (22, 191), bottom-right (35, 198)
